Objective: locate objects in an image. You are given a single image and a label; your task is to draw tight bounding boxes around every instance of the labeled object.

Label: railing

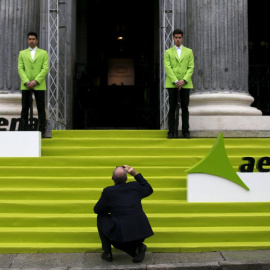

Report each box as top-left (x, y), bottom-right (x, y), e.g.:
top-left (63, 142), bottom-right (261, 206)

top-left (47, 0), bottom-right (67, 129)
top-left (159, 0), bottom-right (174, 129)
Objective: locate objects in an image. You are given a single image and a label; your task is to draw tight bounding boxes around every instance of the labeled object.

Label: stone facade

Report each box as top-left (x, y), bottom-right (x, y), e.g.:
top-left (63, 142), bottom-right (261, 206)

top-left (0, 0), bottom-right (268, 132)
top-left (0, 0), bottom-right (40, 123)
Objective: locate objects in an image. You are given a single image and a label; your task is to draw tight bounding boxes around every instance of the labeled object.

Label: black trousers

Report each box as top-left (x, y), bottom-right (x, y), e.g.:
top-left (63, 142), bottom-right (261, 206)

top-left (21, 90), bottom-right (46, 132)
top-left (97, 214), bottom-right (145, 257)
top-left (167, 88), bottom-right (190, 134)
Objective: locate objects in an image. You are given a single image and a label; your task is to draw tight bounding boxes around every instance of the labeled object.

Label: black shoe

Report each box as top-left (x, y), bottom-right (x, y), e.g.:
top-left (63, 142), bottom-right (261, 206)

top-left (167, 132), bottom-right (174, 139)
top-left (183, 131), bottom-right (191, 139)
top-left (133, 243), bottom-right (147, 263)
top-left (101, 252), bottom-right (113, 262)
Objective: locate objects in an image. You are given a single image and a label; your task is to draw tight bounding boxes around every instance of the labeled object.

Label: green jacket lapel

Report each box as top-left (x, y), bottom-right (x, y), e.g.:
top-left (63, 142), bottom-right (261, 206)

top-left (179, 46), bottom-right (187, 63)
top-left (26, 48), bottom-right (33, 62)
top-left (32, 47), bottom-right (40, 63)
top-left (172, 46), bottom-right (180, 62)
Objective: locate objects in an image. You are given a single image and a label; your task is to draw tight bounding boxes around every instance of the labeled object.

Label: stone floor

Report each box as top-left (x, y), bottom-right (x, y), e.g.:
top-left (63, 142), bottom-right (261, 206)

top-left (1, 250), bottom-right (270, 270)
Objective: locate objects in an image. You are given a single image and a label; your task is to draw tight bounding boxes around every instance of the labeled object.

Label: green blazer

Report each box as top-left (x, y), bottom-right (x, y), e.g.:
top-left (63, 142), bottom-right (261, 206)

top-left (164, 46), bottom-right (194, 89)
top-left (18, 47), bottom-right (49, 90)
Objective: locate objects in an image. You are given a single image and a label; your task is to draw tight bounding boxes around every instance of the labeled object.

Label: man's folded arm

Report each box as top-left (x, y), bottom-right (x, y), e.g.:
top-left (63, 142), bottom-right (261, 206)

top-left (134, 173), bottom-right (153, 198)
top-left (183, 51), bottom-right (194, 83)
top-left (35, 52), bottom-right (49, 84)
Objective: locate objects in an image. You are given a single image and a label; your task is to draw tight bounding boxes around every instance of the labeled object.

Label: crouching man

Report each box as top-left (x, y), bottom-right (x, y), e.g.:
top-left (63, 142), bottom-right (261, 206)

top-left (94, 165), bottom-right (154, 263)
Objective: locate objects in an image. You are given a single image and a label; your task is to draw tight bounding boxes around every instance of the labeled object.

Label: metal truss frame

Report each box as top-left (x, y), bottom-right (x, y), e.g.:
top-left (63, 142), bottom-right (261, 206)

top-left (47, 0), bottom-right (67, 129)
top-left (160, 0), bottom-right (174, 129)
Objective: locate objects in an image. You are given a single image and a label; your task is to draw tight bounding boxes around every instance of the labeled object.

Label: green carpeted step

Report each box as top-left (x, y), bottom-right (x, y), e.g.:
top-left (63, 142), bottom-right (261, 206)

top-left (41, 137), bottom-right (270, 148)
top-left (41, 138), bottom-right (216, 148)
top-left (0, 226), bottom-right (269, 244)
top-left (0, 213), bottom-right (269, 228)
top-left (148, 213), bottom-right (270, 227)
top-left (0, 167), bottom-right (189, 177)
top-left (149, 227), bottom-right (270, 243)
top-left (51, 130), bottom-right (168, 138)
top-left (0, 188), bottom-right (186, 200)
top-left (0, 156), bottom-right (206, 167)
top-left (0, 200), bottom-right (93, 214)
top-left (0, 227), bottom-right (99, 243)
top-left (42, 147), bottom-right (210, 157)
top-left (0, 243), bottom-right (101, 254)
top-left (147, 242), bottom-right (270, 252)
top-left (0, 214), bottom-right (95, 227)
top-left (0, 155), bottom-right (262, 171)
top-left (42, 146), bottom-right (270, 157)
top-left (1, 200), bottom-right (270, 214)
top-left (0, 241), bottom-right (269, 254)
top-left (143, 201), bottom-right (270, 214)
top-left (0, 176), bottom-right (186, 188)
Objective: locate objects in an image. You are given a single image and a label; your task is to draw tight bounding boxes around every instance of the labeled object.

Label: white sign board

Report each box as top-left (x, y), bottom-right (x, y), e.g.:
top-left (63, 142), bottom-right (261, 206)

top-left (0, 131), bottom-right (41, 157)
top-left (188, 172), bottom-right (270, 202)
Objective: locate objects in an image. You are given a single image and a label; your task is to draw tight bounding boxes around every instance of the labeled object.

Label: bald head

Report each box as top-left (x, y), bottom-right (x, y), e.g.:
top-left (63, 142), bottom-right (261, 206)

top-left (112, 166), bottom-right (127, 184)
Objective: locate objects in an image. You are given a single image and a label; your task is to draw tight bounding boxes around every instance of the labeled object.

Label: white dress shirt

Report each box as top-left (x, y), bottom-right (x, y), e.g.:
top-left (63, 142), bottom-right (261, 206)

top-left (174, 45), bottom-right (183, 84)
top-left (175, 45), bottom-right (183, 59)
top-left (29, 46), bottom-right (37, 60)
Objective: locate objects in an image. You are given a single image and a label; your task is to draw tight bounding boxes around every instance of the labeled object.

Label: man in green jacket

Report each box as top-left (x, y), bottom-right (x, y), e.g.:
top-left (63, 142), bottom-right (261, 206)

top-left (164, 29), bottom-right (194, 139)
top-left (18, 32), bottom-right (49, 137)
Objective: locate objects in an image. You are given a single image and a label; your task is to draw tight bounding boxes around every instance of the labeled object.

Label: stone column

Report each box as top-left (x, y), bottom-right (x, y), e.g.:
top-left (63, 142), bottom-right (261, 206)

top-left (0, 0), bottom-right (40, 124)
top-left (174, 0), bottom-right (187, 35)
top-left (182, 0), bottom-right (269, 133)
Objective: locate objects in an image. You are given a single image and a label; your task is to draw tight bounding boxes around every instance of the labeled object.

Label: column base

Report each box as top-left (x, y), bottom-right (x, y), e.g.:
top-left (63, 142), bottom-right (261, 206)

top-left (177, 115), bottom-right (270, 138)
top-left (188, 129), bottom-right (270, 138)
top-left (189, 115), bottom-right (270, 131)
top-left (177, 92), bottom-right (269, 137)
top-left (0, 92), bottom-right (37, 124)
top-left (189, 93), bottom-right (262, 115)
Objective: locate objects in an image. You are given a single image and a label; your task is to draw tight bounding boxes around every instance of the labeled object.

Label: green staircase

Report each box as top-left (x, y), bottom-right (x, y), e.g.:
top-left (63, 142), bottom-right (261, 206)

top-left (0, 130), bottom-right (270, 253)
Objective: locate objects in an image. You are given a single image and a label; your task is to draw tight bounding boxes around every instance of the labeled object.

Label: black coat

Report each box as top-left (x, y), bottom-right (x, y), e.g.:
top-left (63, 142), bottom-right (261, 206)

top-left (94, 173), bottom-right (154, 242)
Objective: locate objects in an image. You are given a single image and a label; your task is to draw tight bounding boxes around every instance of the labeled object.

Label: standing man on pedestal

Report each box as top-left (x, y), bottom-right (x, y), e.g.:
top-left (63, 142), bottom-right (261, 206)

top-left (18, 32), bottom-right (49, 138)
top-left (164, 29), bottom-right (194, 139)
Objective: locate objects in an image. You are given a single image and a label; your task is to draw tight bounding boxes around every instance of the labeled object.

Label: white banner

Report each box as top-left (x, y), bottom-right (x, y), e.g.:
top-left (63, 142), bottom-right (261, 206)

top-left (0, 131), bottom-right (41, 157)
top-left (188, 172), bottom-right (270, 202)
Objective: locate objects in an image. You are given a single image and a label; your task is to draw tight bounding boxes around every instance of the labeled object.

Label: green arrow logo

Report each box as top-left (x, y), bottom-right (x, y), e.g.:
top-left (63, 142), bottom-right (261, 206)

top-left (186, 133), bottom-right (249, 191)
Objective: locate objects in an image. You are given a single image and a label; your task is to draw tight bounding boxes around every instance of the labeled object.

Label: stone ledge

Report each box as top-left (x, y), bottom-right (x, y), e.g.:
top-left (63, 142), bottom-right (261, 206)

top-left (182, 116), bottom-right (270, 131)
top-left (187, 130), bottom-right (270, 138)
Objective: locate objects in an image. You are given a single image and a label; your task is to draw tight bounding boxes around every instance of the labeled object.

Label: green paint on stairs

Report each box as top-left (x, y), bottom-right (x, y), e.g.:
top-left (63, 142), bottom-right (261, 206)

top-left (0, 130), bottom-right (269, 253)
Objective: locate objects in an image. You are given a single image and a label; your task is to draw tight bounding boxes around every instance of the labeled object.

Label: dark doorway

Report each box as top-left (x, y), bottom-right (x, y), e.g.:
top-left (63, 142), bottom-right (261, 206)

top-left (74, 0), bottom-right (160, 129)
top-left (248, 0), bottom-right (270, 114)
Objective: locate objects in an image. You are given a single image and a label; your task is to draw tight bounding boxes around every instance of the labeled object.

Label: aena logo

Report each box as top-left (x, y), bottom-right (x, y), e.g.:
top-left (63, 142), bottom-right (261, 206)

top-left (239, 157), bottom-right (270, 173)
top-left (186, 133), bottom-right (270, 203)
top-left (0, 117), bottom-right (39, 131)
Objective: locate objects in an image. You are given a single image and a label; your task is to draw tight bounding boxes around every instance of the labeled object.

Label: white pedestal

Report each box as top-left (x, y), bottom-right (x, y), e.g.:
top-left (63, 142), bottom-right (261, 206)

top-left (177, 93), bottom-right (270, 132)
top-left (188, 173), bottom-right (270, 202)
top-left (0, 131), bottom-right (41, 157)
top-left (188, 115), bottom-right (270, 131)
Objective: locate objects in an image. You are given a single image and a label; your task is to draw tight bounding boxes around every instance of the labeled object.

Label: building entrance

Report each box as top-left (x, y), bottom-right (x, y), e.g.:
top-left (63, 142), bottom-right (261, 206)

top-left (74, 0), bottom-right (160, 129)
